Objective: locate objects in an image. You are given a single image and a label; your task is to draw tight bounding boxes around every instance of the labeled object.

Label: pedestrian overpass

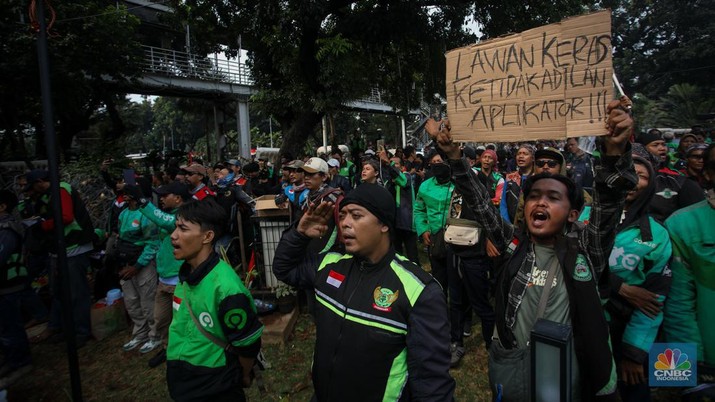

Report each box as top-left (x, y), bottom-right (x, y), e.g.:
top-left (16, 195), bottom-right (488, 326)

top-left (120, 45), bottom-right (427, 158)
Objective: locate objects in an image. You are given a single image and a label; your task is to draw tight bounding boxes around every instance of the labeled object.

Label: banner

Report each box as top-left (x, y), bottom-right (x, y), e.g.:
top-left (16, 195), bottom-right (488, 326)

top-left (445, 10), bottom-right (613, 142)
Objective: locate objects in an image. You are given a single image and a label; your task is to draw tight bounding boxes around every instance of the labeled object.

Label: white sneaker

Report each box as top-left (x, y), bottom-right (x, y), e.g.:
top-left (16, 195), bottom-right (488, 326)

top-left (122, 338), bottom-right (145, 352)
top-left (139, 339), bottom-right (161, 354)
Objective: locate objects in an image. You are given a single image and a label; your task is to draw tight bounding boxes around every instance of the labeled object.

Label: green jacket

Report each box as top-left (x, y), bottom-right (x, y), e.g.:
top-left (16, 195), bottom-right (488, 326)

top-left (664, 199), bottom-right (715, 366)
top-left (338, 160), bottom-right (358, 187)
top-left (167, 254), bottom-right (263, 400)
top-left (37, 182), bottom-right (94, 253)
top-left (413, 177), bottom-right (454, 237)
top-left (138, 202), bottom-right (181, 279)
top-left (0, 215), bottom-right (27, 294)
top-left (606, 218), bottom-right (672, 364)
top-left (117, 208), bottom-right (159, 269)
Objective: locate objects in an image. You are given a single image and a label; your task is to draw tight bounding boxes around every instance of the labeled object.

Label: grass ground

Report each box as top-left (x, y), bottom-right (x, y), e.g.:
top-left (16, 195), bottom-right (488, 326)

top-left (10, 314), bottom-right (490, 401)
top-left (10, 314), bottom-right (683, 401)
top-left (7, 249), bottom-right (682, 401)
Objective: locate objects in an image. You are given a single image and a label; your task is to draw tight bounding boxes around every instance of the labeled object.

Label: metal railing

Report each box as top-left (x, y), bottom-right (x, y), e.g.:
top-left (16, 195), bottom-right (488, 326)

top-left (140, 45), bottom-right (254, 85)
top-left (138, 45), bottom-right (398, 112)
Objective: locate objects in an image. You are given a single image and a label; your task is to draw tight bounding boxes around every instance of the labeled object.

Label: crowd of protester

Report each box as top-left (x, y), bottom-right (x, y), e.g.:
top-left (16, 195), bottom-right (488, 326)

top-left (0, 115), bottom-right (713, 400)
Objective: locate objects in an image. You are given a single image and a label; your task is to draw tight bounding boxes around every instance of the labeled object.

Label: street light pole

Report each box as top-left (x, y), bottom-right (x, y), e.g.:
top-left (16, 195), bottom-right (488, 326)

top-left (34, 0), bottom-right (83, 399)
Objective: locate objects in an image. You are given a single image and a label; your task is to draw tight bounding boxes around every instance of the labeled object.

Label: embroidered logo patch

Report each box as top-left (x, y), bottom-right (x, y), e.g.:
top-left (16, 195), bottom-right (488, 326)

top-left (573, 254), bottom-right (592, 282)
top-left (373, 287), bottom-right (399, 312)
top-left (224, 308), bottom-right (247, 330)
top-left (326, 270), bottom-right (345, 288)
top-left (199, 312), bottom-right (214, 328)
top-left (656, 188), bottom-right (678, 199)
top-left (506, 237), bottom-right (520, 255)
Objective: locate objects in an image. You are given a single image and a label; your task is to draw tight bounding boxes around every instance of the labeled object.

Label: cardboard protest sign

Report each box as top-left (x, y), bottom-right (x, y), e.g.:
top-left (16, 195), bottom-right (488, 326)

top-left (445, 10), bottom-right (613, 142)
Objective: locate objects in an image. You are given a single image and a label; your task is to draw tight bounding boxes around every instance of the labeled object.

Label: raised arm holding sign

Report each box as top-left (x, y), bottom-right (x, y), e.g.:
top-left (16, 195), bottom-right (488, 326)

top-left (445, 10), bottom-right (614, 142)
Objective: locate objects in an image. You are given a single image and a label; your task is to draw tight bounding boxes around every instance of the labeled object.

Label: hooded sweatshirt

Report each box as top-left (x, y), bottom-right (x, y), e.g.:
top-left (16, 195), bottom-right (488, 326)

top-left (605, 156), bottom-right (673, 364)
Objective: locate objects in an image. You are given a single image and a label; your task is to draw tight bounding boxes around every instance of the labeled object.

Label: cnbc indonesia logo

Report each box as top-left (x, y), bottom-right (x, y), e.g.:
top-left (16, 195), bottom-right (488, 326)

top-left (649, 344), bottom-right (697, 387)
top-left (653, 348), bottom-right (692, 382)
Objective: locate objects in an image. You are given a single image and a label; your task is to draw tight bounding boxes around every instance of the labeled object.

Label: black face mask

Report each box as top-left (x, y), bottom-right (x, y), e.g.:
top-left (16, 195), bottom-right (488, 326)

top-left (431, 163), bottom-right (451, 184)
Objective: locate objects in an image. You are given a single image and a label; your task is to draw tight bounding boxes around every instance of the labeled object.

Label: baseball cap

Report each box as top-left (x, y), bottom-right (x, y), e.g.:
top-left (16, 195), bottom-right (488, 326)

top-left (364, 149), bottom-right (376, 155)
top-left (154, 181), bottom-right (190, 199)
top-left (534, 147), bottom-right (565, 165)
top-left (180, 163), bottom-right (208, 176)
top-left (302, 157), bottom-right (329, 174)
top-left (23, 169), bottom-right (49, 192)
top-left (286, 160), bottom-right (305, 169)
top-left (327, 158), bottom-right (340, 168)
top-left (227, 159), bottom-right (241, 167)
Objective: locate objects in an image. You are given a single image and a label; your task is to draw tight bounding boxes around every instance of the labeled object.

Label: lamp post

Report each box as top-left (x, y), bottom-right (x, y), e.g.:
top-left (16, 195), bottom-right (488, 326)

top-left (531, 319), bottom-right (573, 402)
top-left (34, 0), bottom-right (83, 399)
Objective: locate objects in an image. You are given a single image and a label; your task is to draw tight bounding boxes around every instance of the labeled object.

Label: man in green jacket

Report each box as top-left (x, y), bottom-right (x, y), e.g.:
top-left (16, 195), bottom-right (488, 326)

top-left (117, 185), bottom-right (160, 354)
top-left (124, 181), bottom-right (189, 368)
top-left (167, 198), bottom-right (263, 401)
top-left (664, 143), bottom-right (715, 380)
top-left (414, 151), bottom-right (454, 288)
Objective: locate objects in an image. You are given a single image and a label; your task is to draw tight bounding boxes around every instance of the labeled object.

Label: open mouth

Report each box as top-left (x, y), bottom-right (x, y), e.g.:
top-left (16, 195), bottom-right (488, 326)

top-left (530, 211), bottom-right (549, 227)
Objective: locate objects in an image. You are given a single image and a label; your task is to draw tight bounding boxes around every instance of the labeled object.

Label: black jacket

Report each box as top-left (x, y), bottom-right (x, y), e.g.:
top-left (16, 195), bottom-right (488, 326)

top-left (449, 145), bottom-right (637, 401)
top-left (273, 229), bottom-right (455, 401)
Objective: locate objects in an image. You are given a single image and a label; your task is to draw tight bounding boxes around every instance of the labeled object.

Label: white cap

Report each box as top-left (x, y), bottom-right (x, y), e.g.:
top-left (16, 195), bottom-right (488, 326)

top-left (302, 157), bottom-right (329, 174)
top-left (327, 158), bottom-right (340, 168)
top-left (364, 149), bottom-right (376, 155)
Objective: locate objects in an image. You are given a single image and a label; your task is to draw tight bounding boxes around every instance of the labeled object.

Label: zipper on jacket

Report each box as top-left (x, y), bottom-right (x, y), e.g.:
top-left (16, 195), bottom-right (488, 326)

top-left (326, 261), bottom-right (365, 398)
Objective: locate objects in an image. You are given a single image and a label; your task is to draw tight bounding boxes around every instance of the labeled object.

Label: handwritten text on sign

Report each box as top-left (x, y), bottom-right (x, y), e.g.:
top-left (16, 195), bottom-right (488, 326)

top-left (445, 11), bottom-right (613, 142)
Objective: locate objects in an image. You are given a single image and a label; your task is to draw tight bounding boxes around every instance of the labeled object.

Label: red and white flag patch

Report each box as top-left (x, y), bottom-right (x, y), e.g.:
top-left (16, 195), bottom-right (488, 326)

top-left (172, 295), bottom-right (182, 311)
top-left (326, 270), bottom-right (345, 289)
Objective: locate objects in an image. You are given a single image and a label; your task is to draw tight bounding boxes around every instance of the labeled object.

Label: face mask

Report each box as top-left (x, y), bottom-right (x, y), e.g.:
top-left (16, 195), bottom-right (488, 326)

top-left (431, 163), bottom-right (451, 184)
top-left (217, 172), bottom-right (235, 188)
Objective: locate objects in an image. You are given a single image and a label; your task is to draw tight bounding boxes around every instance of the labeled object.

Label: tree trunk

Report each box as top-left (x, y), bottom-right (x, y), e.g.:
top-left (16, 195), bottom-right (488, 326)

top-left (103, 94), bottom-right (126, 140)
top-left (278, 111), bottom-right (323, 158)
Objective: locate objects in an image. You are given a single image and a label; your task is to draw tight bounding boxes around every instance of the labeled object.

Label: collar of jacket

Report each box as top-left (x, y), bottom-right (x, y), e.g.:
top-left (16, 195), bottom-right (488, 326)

top-left (179, 252), bottom-right (220, 286)
top-left (355, 246), bottom-right (396, 272)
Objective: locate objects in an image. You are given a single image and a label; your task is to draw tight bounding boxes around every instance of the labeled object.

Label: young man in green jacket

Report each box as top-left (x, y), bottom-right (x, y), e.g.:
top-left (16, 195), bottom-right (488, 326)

top-left (167, 198), bottom-right (263, 401)
top-left (124, 181), bottom-right (189, 368)
top-left (664, 143), bottom-right (715, 380)
top-left (428, 98), bottom-right (636, 401)
top-left (117, 185), bottom-right (160, 354)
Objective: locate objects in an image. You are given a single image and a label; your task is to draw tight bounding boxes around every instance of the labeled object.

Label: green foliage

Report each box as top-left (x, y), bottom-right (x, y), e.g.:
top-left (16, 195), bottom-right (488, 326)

top-left (274, 281), bottom-right (297, 298)
top-left (608, 0), bottom-right (715, 99)
top-left (0, 0), bottom-right (143, 159)
top-left (653, 84), bottom-right (715, 128)
top-left (168, 0), bottom-right (591, 157)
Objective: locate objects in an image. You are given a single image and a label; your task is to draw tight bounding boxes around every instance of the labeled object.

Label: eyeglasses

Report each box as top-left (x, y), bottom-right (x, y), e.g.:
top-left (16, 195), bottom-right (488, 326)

top-left (535, 160), bottom-right (560, 168)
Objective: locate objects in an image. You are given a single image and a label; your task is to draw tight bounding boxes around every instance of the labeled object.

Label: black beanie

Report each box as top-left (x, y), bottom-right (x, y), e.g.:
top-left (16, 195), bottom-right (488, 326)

top-left (636, 129), bottom-right (663, 146)
top-left (341, 183), bottom-right (395, 229)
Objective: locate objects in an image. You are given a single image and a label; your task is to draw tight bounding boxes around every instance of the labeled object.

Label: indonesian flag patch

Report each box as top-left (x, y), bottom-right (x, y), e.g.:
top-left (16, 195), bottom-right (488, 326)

top-left (507, 237), bottom-right (520, 255)
top-left (326, 270), bottom-right (345, 289)
top-left (172, 295), bottom-right (182, 311)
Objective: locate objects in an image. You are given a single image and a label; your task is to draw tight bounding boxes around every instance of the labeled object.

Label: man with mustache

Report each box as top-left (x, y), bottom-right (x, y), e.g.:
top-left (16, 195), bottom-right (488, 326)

top-left (273, 183), bottom-right (455, 401)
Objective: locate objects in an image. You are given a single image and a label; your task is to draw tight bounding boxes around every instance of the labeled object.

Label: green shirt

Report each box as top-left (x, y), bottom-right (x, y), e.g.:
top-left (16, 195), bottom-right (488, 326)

top-left (513, 244), bottom-right (571, 348)
top-left (514, 244), bottom-right (580, 400)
